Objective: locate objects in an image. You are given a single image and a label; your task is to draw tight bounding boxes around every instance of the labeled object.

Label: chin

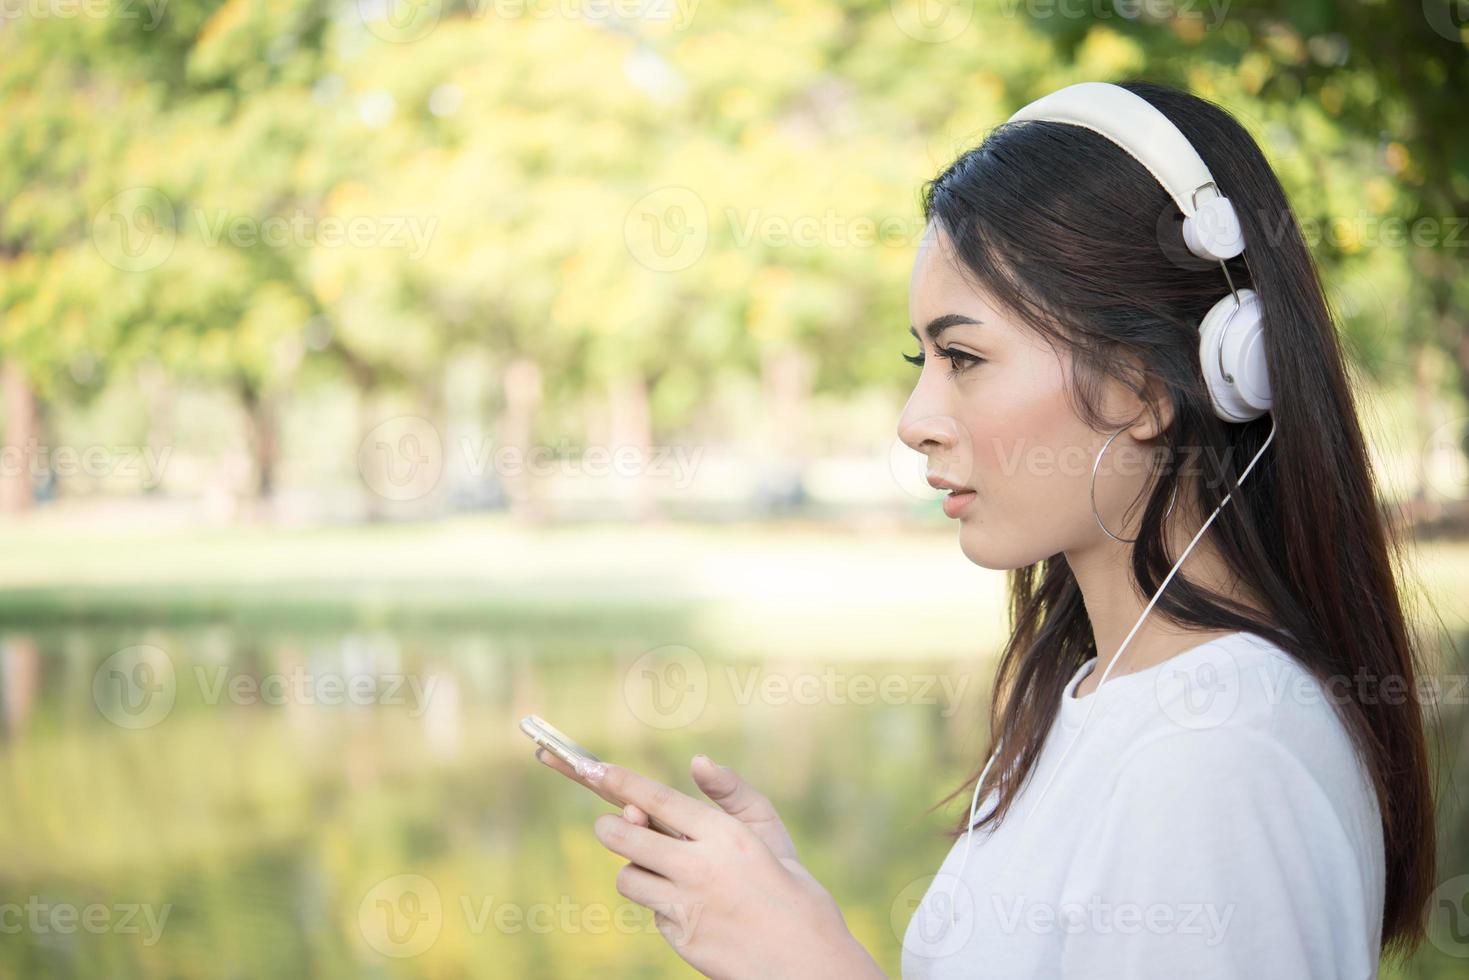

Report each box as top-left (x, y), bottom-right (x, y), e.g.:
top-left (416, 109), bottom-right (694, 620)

top-left (956, 521), bottom-right (1052, 572)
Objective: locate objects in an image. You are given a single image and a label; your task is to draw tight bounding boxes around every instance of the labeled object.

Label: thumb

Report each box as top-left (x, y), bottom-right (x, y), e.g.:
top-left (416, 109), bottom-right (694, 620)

top-left (691, 754), bottom-right (777, 822)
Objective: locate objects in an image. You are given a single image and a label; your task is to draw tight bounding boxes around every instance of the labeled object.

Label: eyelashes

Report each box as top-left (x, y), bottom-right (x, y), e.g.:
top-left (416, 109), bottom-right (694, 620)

top-left (903, 345), bottom-right (985, 378)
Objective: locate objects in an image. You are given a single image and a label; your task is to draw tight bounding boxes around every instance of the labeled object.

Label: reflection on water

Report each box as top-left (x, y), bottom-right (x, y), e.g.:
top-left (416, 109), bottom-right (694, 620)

top-left (0, 623), bottom-right (985, 978)
top-left (3, 625), bottom-right (1465, 978)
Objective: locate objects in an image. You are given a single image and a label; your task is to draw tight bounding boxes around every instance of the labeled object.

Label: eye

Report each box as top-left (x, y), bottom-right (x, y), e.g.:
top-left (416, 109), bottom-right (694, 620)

top-left (934, 345), bottom-right (984, 377)
top-left (903, 344), bottom-right (985, 376)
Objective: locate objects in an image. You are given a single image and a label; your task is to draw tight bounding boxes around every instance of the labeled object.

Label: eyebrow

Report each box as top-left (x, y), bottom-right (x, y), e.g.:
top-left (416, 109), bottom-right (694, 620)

top-left (909, 313), bottom-right (982, 343)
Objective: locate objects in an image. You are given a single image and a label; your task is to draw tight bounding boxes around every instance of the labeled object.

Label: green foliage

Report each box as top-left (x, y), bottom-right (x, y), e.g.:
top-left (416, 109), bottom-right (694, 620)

top-left (0, 3), bottom-right (1463, 464)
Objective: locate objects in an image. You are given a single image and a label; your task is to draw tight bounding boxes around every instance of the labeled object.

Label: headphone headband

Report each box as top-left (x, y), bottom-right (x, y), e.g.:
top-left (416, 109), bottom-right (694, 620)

top-left (1006, 81), bottom-right (1245, 261)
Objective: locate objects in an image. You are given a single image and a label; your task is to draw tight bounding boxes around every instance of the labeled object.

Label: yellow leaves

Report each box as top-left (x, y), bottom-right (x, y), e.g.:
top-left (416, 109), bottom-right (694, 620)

top-left (681, 29), bottom-right (739, 76)
top-left (1366, 176), bottom-right (1396, 214)
top-left (1239, 51), bottom-right (1273, 96)
top-left (462, 13), bottom-right (638, 113)
top-left (551, 253), bottom-right (606, 332)
top-left (1185, 64), bottom-right (1215, 101)
top-left (1076, 26), bottom-right (1145, 78)
top-left (1171, 15), bottom-right (1206, 45)
top-left (199, 326), bottom-right (234, 372)
top-left (707, 249), bottom-right (756, 295)
top-left (1319, 82), bottom-right (1344, 116)
top-left (311, 259), bottom-right (347, 308)
top-left (1262, 23), bottom-right (1307, 65)
top-left (1385, 141), bottom-right (1412, 176)
top-left (240, 284), bottom-right (309, 355)
top-left (324, 180), bottom-right (373, 216)
top-left (190, 0), bottom-right (309, 85)
top-left (1332, 217), bottom-right (1365, 255)
top-left (195, 0), bottom-right (255, 50)
top-left (748, 266), bottom-right (796, 344)
top-left (721, 87), bottom-right (764, 127)
top-left (971, 70), bottom-right (1005, 115)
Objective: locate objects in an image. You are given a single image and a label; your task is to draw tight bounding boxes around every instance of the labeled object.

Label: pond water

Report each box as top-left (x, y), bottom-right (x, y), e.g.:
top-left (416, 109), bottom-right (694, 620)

top-left (3, 620), bottom-right (1465, 977)
top-left (0, 621), bottom-right (989, 978)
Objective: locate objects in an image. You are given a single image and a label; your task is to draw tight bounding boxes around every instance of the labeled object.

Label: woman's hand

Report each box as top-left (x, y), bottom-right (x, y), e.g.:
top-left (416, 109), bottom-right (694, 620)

top-left (535, 751), bottom-right (884, 979)
top-left (537, 750), bottom-right (798, 859)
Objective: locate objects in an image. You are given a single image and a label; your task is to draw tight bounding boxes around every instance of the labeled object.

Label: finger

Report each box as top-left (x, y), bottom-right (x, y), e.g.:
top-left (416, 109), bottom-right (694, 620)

top-left (593, 814), bottom-right (686, 878)
top-left (625, 802), bottom-right (684, 840)
top-left (590, 764), bottom-right (723, 839)
top-left (535, 748), bottom-right (627, 811)
top-left (536, 753), bottom-right (687, 838)
top-left (614, 861), bottom-right (677, 909)
top-left (690, 754), bottom-right (778, 823)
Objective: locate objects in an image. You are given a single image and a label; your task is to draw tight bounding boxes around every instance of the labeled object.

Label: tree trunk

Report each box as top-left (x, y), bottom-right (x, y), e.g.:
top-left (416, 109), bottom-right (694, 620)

top-left (1411, 341), bottom-right (1442, 524)
top-left (757, 346), bottom-right (813, 515)
top-left (139, 360), bottom-right (174, 494)
top-left (498, 357), bottom-right (544, 521)
top-left (0, 361), bottom-right (37, 514)
top-left (607, 373), bottom-right (657, 522)
top-left (239, 381), bottom-right (277, 520)
top-left (356, 387), bottom-right (384, 523)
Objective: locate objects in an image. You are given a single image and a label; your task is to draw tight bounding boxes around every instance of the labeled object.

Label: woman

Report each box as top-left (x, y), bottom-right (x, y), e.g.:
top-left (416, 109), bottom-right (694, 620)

top-left (535, 80), bottom-right (1436, 977)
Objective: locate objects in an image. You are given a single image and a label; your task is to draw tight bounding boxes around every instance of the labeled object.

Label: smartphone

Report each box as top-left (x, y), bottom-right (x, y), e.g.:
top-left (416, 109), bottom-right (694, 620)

top-left (520, 714), bottom-right (684, 838)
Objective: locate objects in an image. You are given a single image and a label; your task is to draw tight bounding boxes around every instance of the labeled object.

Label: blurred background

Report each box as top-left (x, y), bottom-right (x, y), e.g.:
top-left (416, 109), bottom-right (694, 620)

top-left (2, 0), bottom-right (1468, 977)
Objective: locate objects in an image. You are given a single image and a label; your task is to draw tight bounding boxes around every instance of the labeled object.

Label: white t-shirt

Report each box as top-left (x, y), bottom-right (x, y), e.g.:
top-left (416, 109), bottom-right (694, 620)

top-left (901, 630), bottom-right (1385, 979)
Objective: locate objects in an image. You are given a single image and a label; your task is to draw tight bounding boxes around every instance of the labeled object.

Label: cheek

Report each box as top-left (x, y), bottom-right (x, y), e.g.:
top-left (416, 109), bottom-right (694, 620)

top-left (957, 351), bottom-right (1098, 562)
top-left (967, 351), bottom-right (1080, 486)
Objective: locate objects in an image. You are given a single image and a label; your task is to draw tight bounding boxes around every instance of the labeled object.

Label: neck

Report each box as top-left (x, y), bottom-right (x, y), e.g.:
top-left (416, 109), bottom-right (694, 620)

top-left (1063, 506), bottom-right (1257, 689)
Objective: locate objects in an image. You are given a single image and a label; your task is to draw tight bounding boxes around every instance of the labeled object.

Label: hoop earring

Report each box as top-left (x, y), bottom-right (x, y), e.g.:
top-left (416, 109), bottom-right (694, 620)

top-left (1089, 424), bottom-right (1179, 544)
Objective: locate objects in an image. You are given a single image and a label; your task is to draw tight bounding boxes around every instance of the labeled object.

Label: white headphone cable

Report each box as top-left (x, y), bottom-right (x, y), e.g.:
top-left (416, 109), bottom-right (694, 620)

top-left (939, 415), bottom-right (1277, 923)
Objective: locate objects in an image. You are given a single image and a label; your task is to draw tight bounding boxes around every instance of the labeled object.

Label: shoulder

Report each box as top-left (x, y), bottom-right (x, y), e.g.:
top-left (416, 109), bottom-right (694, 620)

top-left (1060, 633), bottom-right (1386, 973)
top-left (1110, 631), bottom-right (1383, 866)
top-left (1132, 631), bottom-right (1364, 776)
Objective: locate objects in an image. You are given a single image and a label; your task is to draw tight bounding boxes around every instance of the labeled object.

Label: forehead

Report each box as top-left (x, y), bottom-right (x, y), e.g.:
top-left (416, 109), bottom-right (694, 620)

top-left (909, 220), bottom-right (992, 320)
top-left (907, 221), bottom-right (1057, 359)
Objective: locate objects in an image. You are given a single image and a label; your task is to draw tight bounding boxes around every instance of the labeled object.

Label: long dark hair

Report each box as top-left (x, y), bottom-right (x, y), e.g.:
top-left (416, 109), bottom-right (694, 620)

top-left (923, 80), bottom-right (1436, 957)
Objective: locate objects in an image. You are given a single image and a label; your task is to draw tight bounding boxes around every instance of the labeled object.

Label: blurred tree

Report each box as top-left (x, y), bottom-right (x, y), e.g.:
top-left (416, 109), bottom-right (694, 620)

top-left (2, 0), bottom-right (1465, 517)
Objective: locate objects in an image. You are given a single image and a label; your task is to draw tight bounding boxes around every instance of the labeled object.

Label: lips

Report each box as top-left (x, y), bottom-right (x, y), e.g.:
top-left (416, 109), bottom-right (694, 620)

top-left (941, 488), bottom-right (976, 519)
top-left (927, 474), bottom-right (976, 519)
top-left (925, 475), bottom-right (973, 494)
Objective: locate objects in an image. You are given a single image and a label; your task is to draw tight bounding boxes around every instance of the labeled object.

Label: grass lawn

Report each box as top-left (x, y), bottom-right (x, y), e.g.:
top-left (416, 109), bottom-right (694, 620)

top-left (0, 510), bottom-right (1461, 660)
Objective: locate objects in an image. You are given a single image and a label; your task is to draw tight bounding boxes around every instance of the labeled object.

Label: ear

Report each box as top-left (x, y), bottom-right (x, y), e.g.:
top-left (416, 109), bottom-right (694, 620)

top-left (1123, 372), bottom-right (1175, 443)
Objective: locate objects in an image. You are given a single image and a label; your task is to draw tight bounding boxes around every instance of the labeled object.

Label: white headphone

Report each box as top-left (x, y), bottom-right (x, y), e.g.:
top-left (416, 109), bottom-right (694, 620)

top-left (929, 82), bottom-right (1280, 930)
top-left (1008, 81), bottom-right (1273, 423)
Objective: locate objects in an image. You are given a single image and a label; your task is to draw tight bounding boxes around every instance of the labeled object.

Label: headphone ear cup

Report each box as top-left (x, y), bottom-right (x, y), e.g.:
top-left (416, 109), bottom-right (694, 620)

top-left (1198, 288), bottom-right (1271, 422)
top-left (1182, 196), bottom-right (1245, 261)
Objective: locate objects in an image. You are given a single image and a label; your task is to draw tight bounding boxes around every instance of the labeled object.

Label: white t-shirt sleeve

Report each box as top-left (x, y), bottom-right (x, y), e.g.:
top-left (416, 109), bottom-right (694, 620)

top-left (1054, 725), bottom-right (1377, 979)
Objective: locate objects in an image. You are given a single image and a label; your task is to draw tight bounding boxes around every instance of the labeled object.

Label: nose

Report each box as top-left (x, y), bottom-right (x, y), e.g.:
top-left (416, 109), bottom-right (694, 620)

top-left (897, 385), bottom-right (961, 457)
